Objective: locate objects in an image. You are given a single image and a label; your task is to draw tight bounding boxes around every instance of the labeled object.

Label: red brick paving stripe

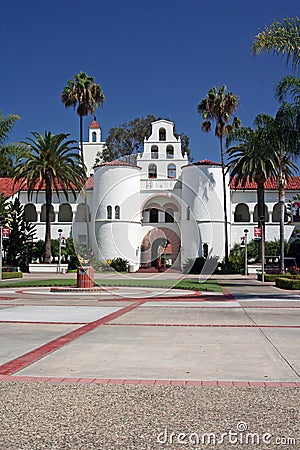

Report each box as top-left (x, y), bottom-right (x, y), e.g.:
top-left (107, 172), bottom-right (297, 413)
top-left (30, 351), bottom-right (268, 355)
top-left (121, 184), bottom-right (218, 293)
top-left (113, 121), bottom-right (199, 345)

top-left (220, 287), bottom-right (237, 301)
top-left (105, 323), bottom-right (300, 329)
top-left (142, 304), bottom-right (300, 309)
top-left (0, 375), bottom-right (299, 387)
top-left (0, 300), bottom-right (144, 376)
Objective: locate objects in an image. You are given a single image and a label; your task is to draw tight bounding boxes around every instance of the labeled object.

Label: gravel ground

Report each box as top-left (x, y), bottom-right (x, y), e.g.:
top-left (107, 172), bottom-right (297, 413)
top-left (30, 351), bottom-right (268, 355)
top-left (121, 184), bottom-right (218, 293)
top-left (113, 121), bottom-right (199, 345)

top-left (0, 382), bottom-right (299, 449)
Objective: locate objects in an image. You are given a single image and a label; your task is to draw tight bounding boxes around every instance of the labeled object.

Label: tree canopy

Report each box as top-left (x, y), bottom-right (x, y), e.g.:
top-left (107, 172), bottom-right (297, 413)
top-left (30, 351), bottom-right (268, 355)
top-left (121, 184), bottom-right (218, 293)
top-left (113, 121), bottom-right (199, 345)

top-left (61, 72), bottom-right (105, 159)
top-left (14, 131), bottom-right (86, 263)
top-left (197, 85), bottom-right (240, 270)
top-left (102, 114), bottom-right (190, 162)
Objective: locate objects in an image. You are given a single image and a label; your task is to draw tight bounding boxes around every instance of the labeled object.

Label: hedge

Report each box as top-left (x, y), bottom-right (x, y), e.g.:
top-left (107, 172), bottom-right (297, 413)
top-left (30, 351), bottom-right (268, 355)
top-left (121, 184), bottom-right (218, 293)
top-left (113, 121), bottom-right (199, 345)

top-left (2, 272), bottom-right (23, 279)
top-left (275, 277), bottom-right (300, 290)
top-left (257, 273), bottom-right (296, 282)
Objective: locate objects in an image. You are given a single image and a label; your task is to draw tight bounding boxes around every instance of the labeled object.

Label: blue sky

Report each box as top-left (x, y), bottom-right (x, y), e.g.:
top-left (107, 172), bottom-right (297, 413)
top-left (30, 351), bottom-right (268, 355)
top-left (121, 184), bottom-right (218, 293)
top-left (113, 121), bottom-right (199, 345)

top-left (1, 0), bottom-right (299, 163)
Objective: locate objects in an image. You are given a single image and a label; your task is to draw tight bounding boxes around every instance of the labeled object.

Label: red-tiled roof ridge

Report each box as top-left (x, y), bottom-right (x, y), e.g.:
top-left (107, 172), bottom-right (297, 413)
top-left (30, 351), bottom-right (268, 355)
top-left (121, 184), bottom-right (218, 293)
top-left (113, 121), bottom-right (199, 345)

top-left (193, 159), bottom-right (222, 166)
top-left (89, 117), bottom-right (100, 129)
top-left (0, 177), bottom-right (90, 197)
top-left (0, 178), bottom-right (19, 198)
top-left (230, 176), bottom-right (300, 190)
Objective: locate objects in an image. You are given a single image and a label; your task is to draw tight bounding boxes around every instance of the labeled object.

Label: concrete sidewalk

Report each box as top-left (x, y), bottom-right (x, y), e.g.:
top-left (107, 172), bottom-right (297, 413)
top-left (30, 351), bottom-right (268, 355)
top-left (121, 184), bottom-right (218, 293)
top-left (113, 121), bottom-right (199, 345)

top-left (0, 274), bottom-right (299, 449)
top-left (0, 274), bottom-right (299, 384)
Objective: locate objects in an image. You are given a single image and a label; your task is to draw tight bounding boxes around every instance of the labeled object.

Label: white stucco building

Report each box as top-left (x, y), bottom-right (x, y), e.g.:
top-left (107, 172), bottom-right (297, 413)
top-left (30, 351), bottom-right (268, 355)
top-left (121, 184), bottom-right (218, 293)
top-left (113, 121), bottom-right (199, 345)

top-left (1, 118), bottom-right (300, 271)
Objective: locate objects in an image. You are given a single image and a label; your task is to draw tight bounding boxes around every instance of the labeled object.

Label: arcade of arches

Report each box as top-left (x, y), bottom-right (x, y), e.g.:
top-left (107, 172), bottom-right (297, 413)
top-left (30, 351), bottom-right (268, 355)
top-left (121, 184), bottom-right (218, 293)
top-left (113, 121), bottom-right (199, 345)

top-left (234, 203), bottom-right (288, 223)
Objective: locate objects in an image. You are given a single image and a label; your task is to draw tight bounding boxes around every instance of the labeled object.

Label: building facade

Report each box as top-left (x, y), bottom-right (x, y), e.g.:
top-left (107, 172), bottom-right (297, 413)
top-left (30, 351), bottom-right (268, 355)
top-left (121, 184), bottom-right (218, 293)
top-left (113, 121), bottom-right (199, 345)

top-left (1, 118), bottom-right (299, 270)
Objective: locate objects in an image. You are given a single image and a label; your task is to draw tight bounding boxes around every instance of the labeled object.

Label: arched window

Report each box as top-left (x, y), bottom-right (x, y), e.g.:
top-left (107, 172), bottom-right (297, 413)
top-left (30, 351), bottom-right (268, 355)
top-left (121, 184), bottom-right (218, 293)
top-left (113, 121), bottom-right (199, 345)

top-left (115, 205), bottom-right (120, 219)
top-left (159, 128), bottom-right (166, 141)
top-left (149, 208), bottom-right (159, 223)
top-left (41, 204), bottom-right (55, 222)
top-left (92, 131), bottom-right (97, 142)
top-left (253, 204), bottom-right (269, 222)
top-left (167, 164), bottom-right (176, 178)
top-left (272, 203), bottom-right (288, 222)
top-left (75, 203), bottom-right (91, 222)
top-left (107, 205), bottom-right (112, 219)
top-left (166, 145), bottom-right (174, 159)
top-left (151, 146), bottom-right (158, 159)
top-left (148, 164), bottom-right (157, 179)
top-left (165, 208), bottom-right (174, 223)
top-left (234, 203), bottom-right (250, 222)
top-left (58, 203), bottom-right (73, 222)
top-left (24, 204), bottom-right (37, 222)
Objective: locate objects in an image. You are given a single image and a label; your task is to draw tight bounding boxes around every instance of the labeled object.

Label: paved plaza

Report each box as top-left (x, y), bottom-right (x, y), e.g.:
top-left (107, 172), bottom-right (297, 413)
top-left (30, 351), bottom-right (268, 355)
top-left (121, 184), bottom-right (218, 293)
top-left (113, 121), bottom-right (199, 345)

top-left (0, 275), bottom-right (299, 383)
top-left (0, 274), bottom-right (299, 449)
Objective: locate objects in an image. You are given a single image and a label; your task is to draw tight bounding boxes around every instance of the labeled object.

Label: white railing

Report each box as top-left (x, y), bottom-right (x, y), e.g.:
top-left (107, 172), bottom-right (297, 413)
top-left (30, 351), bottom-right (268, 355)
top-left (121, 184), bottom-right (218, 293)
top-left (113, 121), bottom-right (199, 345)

top-left (140, 178), bottom-right (182, 190)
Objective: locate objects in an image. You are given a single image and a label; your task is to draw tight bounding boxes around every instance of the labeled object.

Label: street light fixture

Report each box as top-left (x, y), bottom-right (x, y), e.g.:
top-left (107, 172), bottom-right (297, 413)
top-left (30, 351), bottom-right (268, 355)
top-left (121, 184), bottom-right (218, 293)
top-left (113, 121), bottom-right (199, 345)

top-left (57, 229), bottom-right (63, 274)
top-left (244, 229), bottom-right (249, 275)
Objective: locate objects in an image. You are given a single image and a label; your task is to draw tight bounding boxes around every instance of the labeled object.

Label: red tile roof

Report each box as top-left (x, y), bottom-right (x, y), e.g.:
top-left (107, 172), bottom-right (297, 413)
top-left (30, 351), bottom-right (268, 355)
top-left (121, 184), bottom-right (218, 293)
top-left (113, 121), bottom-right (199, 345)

top-left (0, 177), bottom-right (91, 197)
top-left (230, 176), bottom-right (300, 190)
top-left (0, 178), bottom-right (20, 198)
top-left (85, 177), bottom-right (94, 189)
top-left (89, 119), bottom-right (100, 129)
top-left (193, 160), bottom-right (222, 166)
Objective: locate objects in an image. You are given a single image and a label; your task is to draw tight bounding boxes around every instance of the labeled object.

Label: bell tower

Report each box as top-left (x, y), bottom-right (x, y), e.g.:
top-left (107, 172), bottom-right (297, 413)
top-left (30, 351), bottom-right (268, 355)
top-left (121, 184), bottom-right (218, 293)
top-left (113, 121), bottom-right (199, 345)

top-left (82, 116), bottom-right (105, 176)
top-left (89, 116), bottom-right (101, 143)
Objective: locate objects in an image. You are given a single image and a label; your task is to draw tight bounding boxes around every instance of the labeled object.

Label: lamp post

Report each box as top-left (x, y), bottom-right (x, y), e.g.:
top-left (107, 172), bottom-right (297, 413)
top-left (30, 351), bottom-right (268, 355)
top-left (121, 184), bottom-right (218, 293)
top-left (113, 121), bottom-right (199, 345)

top-left (57, 228), bottom-right (63, 274)
top-left (259, 216), bottom-right (265, 282)
top-left (244, 229), bottom-right (249, 276)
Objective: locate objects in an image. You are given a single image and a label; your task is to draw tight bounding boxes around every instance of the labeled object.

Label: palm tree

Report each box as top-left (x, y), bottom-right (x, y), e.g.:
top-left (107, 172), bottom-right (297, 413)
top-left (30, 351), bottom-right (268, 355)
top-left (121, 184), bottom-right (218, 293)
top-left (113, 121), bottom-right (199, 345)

top-left (251, 17), bottom-right (300, 71)
top-left (0, 110), bottom-right (24, 176)
top-left (226, 123), bottom-right (279, 262)
top-left (61, 72), bottom-right (105, 160)
top-left (227, 110), bottom-right (298, 270)
top-left (197, 85), bottom-right (240, 270)
top-left (276, 75), bottom-right (300, 104)
top-left (258, 105), bottom-right (299, 273)
top-left (62, 72), bottom-right (105, 254)
top-left (13, 132), bottom-right (86, 263)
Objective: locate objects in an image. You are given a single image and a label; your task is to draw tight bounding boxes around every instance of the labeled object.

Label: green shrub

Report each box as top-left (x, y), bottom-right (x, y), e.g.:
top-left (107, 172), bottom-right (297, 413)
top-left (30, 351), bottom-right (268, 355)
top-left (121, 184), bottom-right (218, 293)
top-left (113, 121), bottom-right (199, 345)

top-left (258, 272), bottom-right (299, 282)
top-left (182, 257), bottom-right (206, 274)
top-left (276, 277), bottom-right (300, 290)
top-left (91, 259), bottom-right (113, 272)
top-left (2, 271), bottom-right (23, 279)
top-left (109, 258), bottom-right (129, 272)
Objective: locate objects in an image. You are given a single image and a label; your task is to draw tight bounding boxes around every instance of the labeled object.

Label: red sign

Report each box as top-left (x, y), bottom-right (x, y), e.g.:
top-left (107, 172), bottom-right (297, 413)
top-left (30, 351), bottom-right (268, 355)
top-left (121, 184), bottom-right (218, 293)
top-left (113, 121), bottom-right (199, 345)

top-left (254, 227), bottom-right (262, 239)
top-left (2, 226), bottom-right (10, 239)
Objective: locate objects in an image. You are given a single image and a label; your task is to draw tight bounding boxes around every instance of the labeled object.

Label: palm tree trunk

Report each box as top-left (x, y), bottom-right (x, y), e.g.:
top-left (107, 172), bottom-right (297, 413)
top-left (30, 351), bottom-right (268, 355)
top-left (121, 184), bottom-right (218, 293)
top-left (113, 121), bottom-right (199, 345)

top-left (79, 114), bottom-right (91, 253)
top-left (220, 136), bottom-right (229, 271)
top-left (80, 115), bottom-right (84, 163)
top-left (257, 180), bottom-right (265, 263)
top-left (279, 183), bottom-right (286, 274)
top-left (44, 179), bottom-right (52, 264)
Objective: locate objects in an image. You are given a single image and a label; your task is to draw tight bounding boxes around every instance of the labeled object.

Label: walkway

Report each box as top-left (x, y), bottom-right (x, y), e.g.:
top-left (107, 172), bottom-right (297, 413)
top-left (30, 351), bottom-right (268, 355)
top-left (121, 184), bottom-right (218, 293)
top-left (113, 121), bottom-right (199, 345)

top-left (0, 274), bottom-right (299, 449)
top-left (0, 274), bottom-right (299, 384)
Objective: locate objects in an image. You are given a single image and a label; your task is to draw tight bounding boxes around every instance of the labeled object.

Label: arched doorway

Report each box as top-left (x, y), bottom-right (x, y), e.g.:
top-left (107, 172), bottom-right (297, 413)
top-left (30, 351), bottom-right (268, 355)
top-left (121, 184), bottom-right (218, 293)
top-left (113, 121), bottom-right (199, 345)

top-left (140, 227), bottom-right (181, 270)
